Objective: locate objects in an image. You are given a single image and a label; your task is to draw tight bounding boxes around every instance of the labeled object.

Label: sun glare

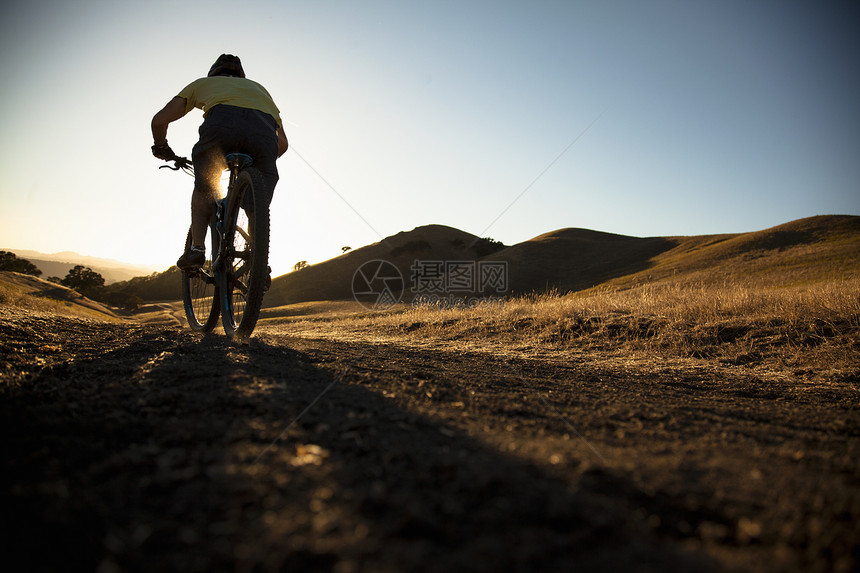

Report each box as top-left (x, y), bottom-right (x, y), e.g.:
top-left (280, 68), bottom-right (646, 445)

top-left (219, 169), bottom-right (230, 197)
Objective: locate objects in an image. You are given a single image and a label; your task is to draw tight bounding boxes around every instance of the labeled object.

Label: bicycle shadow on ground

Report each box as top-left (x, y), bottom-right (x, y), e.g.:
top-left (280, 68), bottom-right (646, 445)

top-left (2, 329), bottom-right (721, 573)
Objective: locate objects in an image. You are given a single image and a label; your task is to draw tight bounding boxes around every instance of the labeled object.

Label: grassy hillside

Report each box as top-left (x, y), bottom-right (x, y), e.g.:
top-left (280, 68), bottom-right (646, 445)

top-left (0, 271), bottom-right (120, 321)
top-left (598, 215), bottom-right (860, 291)
top-left (274, 217), bottom-right (860, 380)
top-left (266, 215), bottom-right (860, 306)
top-left (489, 228), bottom-right (677, 293)
top-left (105, 267), bottom-right (183, 302)
top-left (265, 225), bottom-right (505, 307)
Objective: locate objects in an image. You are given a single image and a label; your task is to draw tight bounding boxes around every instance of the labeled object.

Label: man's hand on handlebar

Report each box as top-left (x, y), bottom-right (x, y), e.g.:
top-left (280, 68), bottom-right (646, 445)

top-left (155, 146), bottom-right (193, 173)
top-left (152, 141), bottom-right (176, 161)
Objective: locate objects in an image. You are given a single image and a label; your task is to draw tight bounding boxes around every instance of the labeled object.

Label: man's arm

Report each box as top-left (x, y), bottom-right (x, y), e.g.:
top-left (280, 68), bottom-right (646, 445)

top-left (277, 125), bottom-right (289, 157)
top-left (151, 96), bottom-right (188, 145)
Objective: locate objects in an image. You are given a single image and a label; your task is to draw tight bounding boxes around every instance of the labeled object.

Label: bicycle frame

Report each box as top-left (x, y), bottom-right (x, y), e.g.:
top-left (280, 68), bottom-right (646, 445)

top-left (163, 151), bottom-right (253, 273)
top-left (168, 151), bottom-right (268, 337)
top-left (212, 153), bottom-right (254, 271)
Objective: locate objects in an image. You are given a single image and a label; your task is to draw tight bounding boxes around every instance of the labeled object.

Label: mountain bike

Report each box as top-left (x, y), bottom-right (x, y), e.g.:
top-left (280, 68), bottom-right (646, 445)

top-left (161, 153), bottom-right (270, 338)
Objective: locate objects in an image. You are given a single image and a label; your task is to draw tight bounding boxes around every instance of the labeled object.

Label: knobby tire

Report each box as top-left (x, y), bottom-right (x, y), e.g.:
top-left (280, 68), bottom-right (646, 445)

top-left (220, 168), bottom-right (270, 338)
top-left (181, 222), bottom-right (220, 332)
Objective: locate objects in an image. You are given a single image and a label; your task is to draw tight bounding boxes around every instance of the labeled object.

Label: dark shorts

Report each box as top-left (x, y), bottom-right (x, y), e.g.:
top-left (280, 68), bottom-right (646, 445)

top-left (192, 104), bottom-right (280, 204)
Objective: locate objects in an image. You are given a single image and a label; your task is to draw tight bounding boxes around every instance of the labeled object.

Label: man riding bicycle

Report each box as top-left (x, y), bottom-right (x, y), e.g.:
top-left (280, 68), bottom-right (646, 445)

top-left (151, 54), bottom-right (288, 269)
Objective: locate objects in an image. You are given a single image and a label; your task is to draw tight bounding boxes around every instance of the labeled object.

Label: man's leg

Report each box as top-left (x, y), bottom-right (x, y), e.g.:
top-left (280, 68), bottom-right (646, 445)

top-left (178, 181), bottom-right (219, 269)
top-left (190, 185), bottom-right (216, 247)
top-left (184, 116), bottom-right (228, 262)
top-left (179, 141), bottom-right (224, 268)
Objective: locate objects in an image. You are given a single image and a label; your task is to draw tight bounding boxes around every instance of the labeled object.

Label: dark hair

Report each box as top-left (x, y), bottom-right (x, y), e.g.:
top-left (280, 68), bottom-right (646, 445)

top-left (208, 54), bottom-right (245, 78)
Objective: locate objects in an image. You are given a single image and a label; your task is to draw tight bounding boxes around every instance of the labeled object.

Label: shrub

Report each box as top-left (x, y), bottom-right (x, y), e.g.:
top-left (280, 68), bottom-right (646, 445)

top-left (0, 251), bottom-right (42, 276)
top-left (61, 265), bottom-right (105, 295)
top-left (474, 237), bottom-right (505, 258)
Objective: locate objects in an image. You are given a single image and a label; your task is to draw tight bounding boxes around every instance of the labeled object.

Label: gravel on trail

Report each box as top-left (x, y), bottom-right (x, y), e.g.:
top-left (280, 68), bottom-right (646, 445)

top-left (2, 308), bottom-right (858, 572)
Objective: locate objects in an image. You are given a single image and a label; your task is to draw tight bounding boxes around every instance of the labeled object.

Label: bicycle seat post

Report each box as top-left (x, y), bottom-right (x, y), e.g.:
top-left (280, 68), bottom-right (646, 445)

top-left (225, 153), bottom-right (254, 183)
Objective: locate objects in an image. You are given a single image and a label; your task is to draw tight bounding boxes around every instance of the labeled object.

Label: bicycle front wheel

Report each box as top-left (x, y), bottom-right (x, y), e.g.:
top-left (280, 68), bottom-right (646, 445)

top-left (220, 168), bottom-right (270, 338)
top-left (181, 222), bottom-right (220, 332)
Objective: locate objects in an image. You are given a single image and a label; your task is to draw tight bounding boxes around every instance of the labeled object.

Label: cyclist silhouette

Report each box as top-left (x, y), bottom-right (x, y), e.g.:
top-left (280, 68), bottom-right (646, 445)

top-left (151, 54), bottom-right (288, 269)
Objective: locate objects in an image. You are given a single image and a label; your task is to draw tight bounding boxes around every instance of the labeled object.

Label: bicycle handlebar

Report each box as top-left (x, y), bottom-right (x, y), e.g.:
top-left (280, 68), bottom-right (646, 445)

top-left (159, 155), bottom-right (194, 175)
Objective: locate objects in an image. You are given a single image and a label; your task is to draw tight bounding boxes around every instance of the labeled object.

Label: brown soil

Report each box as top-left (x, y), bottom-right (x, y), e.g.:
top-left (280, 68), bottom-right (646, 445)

top-left (1, 307), bottom-right (858, 572)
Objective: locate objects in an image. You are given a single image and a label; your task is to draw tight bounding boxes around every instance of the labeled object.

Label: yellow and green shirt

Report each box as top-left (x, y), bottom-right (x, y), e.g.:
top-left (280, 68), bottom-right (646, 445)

top-left (178, 76), bottom-right (282, 128)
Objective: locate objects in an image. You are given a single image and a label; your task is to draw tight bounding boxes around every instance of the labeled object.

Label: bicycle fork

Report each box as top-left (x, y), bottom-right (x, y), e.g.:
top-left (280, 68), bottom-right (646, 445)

top-left (212, 198), bottom-right (228, 271)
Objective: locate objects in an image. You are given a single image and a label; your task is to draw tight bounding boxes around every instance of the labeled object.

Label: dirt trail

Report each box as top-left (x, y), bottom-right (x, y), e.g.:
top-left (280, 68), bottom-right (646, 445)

top-left (1, 308), bottom-right (858, 572)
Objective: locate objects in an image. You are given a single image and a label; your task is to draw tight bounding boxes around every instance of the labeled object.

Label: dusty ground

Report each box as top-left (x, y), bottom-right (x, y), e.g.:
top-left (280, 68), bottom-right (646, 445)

top-left (1, 306), bottom-right (858, 572)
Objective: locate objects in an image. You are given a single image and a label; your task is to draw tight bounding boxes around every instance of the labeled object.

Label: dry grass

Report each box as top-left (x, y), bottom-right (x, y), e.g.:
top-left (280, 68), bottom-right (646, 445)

top-left (0, 274), bottom-right (120, 322)
top-left (0, 280), bottom-right (70, 315)
top-left (284, 278), bottom-right (859, 381)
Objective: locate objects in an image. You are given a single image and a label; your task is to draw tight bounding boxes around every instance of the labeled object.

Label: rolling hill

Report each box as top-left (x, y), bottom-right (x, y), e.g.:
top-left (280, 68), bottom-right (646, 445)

top-left (0, 271), bottom-right (119, 320)
top-left (487, 228), bottom-right (677, 293)
top-left (265, 225), bottom-right (504, 306)
top-left (264, 215), bottom-right (860, 307)
top-left (597, 214), bottom-right (860, 290)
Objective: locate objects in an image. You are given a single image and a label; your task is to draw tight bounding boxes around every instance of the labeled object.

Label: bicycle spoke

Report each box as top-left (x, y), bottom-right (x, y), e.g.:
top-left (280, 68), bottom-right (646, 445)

top-left (233, 261), bottom-right (250, 277)
top-left (181, 225), bottom-right (220, 332)
top-left (230, 275), bottom-right (249, 294)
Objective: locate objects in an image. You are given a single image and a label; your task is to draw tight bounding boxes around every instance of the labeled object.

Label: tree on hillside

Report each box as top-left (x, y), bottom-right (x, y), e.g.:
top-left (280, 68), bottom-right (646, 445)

top-left (103, 266), bottom-right (182, 303)
top-left (61, 265), bottom-right (105, 297)
top-left (0, 251), bottom-right (42, 277)
top-left (474, 237), bottom-right (505, 258)
top-left (293, 260), bottom-right (309, 272)
top-left (342, 246), bottom-right (352, 254)
top-left (102, 291), bottom-right (143, 312)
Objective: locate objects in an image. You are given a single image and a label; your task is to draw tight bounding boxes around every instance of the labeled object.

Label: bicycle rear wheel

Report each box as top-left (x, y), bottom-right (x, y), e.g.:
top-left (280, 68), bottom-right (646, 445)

top-left (181, 223), bottom-right (220, 332)
top-left (220, 168), bottom-right (270, 338)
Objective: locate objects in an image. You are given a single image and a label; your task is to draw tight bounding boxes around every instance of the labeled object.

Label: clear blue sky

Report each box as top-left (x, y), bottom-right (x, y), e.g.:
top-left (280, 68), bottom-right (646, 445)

top-left (1, 0), bottom-right (857, 275)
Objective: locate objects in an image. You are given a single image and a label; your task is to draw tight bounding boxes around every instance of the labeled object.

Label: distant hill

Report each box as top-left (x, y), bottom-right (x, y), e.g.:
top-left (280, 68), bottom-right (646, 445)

top-left (4, 249), bottom-right (162, 284)
top-left (597, 214), bottom-right (860, 290)
top-left (489, 228), bottom-right (677, 293)
top-left (106, 267), bottom-right (183, 302)
top-left (265, 225), bottom-right (505, 307)
top-left (265, 215), bottom-right (860, 306)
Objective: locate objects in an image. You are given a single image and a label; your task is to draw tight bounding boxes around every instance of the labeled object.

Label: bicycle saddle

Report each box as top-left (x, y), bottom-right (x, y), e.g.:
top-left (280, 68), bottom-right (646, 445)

top-left (225, 153), bottom-right (254, 169)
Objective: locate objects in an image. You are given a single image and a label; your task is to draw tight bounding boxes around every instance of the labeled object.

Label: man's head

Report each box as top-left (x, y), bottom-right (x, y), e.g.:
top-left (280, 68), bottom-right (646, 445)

top-left (208, 54), bottom-right (245, 78)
